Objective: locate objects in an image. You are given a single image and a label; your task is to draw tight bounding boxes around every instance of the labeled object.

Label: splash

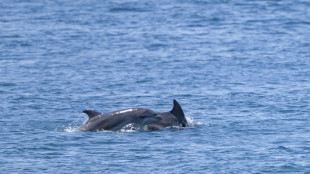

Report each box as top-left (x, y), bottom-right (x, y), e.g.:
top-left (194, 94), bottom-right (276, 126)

top-left (186, 115), bottom-right (210, 127)
top-left (56, 115), bottom-right (207, 133)
top-left (119, 123), bottom-right (147, 133)
top-left (57, 116), bottom-right (86, 132)
top-left (63, 126), bottom-right (79, 133)
top-left (185, 115), bottom-right (195, 127)
top-left (55, 123), bottom-right (80, 133)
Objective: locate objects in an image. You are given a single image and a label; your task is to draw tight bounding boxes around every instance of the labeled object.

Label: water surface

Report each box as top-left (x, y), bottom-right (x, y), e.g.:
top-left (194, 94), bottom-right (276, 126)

top-left (1, 0), bottom-right (310, 173)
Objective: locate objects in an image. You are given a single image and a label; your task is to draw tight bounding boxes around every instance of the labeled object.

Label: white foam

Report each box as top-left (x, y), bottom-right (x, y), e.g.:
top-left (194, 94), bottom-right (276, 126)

top-left (186, 115), bottom-right (210, 127)
top-left (185, 115), bottom-right (195, 127)
top-left (119, 123), bottom-right (141, 132)
top-left (64, 126), bottom-right (79, 133)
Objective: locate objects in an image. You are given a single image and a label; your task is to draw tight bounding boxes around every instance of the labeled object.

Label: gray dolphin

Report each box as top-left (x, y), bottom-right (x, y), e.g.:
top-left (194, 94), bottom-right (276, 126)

top-left (79, 108), bottom-right (162, 131)
top-left (79, 100), bottom-right (188, 132)
top-left (146, 100), bottom-right (188, 130)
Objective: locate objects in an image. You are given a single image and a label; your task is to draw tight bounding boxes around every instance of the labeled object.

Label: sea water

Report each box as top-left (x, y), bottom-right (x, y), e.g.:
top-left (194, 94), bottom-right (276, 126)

top-left (0, 0), bottom-right (309, 173)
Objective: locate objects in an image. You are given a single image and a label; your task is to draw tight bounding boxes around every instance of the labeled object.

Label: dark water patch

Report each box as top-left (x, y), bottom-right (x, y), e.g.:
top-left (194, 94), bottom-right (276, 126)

top-left (277, 146), bottom-right (295, 153)
top-left (109, 7), bottom-right (149, 13)
top-left (0, 82), bottom-right (17, 87)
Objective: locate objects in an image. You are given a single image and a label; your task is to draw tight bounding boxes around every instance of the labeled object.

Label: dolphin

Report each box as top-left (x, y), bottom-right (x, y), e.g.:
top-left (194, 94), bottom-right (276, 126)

top-left (79, 108), bottom-right (162, 131)
top-left (79, 100), bottom-right (188, 132)
top-left (146, 100), bottom-right (188, 130)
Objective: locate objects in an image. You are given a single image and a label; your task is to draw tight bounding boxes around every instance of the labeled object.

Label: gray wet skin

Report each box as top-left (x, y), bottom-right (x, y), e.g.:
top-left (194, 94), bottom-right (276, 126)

top-left (79, 108), bottom-right (161, 131)
top-left (146, 100), bottom-right (188, 131)
top-left (79, 100), bottom-right (188, 132)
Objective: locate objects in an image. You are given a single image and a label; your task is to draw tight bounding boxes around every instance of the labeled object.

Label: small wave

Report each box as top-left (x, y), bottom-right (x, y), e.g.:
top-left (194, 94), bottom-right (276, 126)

top-left (109, 7), bottom-right (147, 13)
top-left (196, 121), bottom-right (211, 126)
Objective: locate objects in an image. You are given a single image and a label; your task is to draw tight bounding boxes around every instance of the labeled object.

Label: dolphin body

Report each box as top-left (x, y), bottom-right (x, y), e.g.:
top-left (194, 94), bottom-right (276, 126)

top-left (146, 100), bottom-right (188, 130)
top-left (79, 108), bottom-right (161, 131)
top-left (79, 100), bottom-right (188, 132)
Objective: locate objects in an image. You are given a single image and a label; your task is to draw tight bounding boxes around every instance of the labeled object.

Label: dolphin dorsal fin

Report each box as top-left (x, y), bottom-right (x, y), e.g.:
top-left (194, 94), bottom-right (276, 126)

top-left (83, 110), bottom-right (102, 119)
top-left (170, 100), bottom-right (188, 127)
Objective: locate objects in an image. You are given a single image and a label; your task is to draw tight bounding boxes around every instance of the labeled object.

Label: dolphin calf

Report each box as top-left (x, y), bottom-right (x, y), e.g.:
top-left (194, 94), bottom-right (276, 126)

top-left (79, 108), bottom-right (162, 131)
top-left (79, 100), bottom-right (188, 132)
top-left (146, 100), bottom-right (188, 130)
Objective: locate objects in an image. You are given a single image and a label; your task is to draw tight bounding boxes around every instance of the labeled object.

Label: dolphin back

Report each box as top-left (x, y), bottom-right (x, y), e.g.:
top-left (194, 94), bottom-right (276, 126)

top-left (170, 100), bottom-right (188, 127)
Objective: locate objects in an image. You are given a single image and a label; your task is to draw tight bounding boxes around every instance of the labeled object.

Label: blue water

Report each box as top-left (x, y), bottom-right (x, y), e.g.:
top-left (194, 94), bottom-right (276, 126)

top-left (1, 0), bottom-right (310, 173)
